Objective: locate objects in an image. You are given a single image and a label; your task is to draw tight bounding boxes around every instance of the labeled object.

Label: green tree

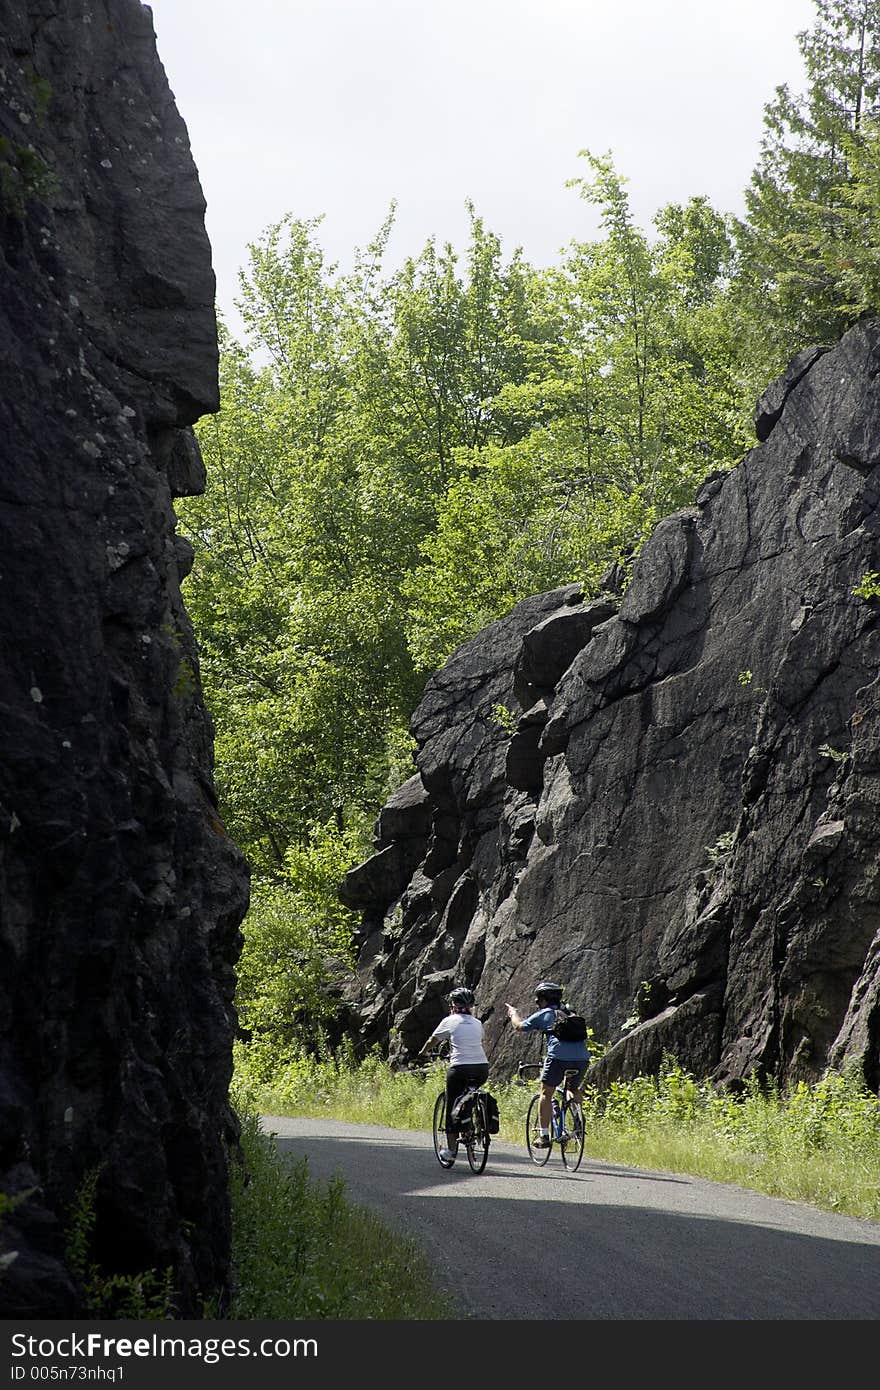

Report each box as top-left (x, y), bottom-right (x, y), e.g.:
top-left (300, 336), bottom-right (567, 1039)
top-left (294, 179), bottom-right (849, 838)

top-left (234, 823), bottom-right (361, 1073)
top-left (180, 211), bottom-right (563, 1060)
top-left (736, 0), bottom-right (880, 383)
top-left (404, 156), bottom-right (747, 670)
top-left (185, 208), bottom-right (559, 845)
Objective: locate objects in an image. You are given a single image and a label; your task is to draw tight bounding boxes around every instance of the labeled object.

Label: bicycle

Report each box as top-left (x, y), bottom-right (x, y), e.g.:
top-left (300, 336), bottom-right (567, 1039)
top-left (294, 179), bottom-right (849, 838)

top-left (432, 1084), bottom-right (492, 1174)
top-left (399, 1054), bottom-right (494, 1174)
top-left (518, 1061), bottom-right (586, 1171)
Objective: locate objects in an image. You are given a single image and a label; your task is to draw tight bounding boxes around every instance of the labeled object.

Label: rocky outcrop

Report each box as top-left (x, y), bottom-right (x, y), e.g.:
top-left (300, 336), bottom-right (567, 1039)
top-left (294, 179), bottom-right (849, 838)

top-left (343, 320), bottom-right (880, 1096)
top-left (0, 1), bottom-right (248, 1316)
top-left (340, 585), bottom-right (595, 1053)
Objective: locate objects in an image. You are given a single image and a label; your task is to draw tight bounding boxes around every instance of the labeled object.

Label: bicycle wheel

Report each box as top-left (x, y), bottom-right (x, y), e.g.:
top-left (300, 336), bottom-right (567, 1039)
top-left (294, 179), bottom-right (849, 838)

top-left (560, 1098), bottom-right (585, 1171)
top-left (465, 1094), bottom-right (490, 1174)
top-left (433, 1092), bottom-right (455, 1168)
top-left (525, 1093), bottom-right (552, 1165)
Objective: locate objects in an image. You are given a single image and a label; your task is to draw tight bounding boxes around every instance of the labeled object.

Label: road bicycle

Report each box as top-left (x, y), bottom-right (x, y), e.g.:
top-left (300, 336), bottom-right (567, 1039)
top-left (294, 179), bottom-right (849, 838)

top-left (518, 1061), bottom-right (585, 1171)
top-left (432, 1084), bottom-right (492, 1174)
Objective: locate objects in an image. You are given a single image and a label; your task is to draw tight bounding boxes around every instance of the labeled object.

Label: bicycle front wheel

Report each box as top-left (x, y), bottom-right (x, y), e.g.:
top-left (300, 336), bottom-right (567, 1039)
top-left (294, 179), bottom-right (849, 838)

top-left (466, 1094), bottom-right (490, 1174)
top-left (433, 1092), bottom-right (455, 1168)
top-left (526, 1093), bottom-right (552, 1165)
top-left (560, 1098), bottom-right (585, 1171)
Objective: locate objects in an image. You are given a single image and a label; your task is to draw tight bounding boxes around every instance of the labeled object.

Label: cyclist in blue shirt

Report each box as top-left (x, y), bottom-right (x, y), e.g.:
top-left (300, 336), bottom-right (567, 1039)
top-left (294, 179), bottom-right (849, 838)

top-left (506, 981), bottom-right (589, 1148)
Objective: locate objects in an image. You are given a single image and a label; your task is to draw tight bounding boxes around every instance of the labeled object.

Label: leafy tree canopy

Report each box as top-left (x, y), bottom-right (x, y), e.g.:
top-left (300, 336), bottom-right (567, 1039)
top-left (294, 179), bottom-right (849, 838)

top-left (176, 1), bottom-right (880, 1069)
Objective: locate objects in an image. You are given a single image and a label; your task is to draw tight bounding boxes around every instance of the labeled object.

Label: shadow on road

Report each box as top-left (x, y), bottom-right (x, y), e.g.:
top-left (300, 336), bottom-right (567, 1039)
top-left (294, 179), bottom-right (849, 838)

top-left (267, 1119), bottom-right (880, 1321)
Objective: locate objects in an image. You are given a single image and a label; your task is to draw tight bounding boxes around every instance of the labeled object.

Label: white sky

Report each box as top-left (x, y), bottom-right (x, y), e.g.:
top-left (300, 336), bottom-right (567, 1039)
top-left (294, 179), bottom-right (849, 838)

top-left (147, 0), bottom-right (818, 335)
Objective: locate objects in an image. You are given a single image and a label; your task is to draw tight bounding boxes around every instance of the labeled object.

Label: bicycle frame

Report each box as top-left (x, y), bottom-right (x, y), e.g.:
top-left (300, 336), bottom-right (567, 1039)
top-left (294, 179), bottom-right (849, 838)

top-left (518, 1061), bottom-right (586, 1171)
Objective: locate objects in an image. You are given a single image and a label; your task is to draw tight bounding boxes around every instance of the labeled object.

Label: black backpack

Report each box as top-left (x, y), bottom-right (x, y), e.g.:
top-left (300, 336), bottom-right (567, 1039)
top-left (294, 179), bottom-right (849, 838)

top-left (550, 1006), bottom-right (588, 1042)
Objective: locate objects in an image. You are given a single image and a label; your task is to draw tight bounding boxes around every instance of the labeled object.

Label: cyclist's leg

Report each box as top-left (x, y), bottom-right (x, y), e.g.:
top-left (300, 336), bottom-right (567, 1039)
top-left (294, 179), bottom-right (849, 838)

top-left (539, 1080), bottom-right (555, 1130)
top-left (445, 1066), bottom-right (466, 1152)
top-left (464, 1061), bottom-right (492, 1139)
top-left (568, 1064), bottom-right (587, 1107)
top-left (540, 1058), bottom-right (568, 1129)
top-left (565, 1067), bottom-right (587, 1135)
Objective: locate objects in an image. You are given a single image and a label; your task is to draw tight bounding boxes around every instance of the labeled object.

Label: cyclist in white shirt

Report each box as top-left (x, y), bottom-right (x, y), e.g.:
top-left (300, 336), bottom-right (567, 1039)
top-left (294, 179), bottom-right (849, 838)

top-left (419, 987), bottom-right (488, 1162)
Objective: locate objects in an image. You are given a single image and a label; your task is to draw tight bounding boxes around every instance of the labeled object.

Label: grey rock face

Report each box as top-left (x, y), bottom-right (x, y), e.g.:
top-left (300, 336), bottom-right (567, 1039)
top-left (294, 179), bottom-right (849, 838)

top-left (0, 1), bottom-right (248, 1316)
top-left (345, 320), bottom-right (880, 1097)
top-left (753, 344), bottom-right (831, 442)
top-left (339, 587), bottom-right (588, 1053)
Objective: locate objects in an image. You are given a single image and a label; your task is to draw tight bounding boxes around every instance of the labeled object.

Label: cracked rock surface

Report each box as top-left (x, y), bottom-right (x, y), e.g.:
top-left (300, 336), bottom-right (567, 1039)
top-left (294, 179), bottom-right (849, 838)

top-left (342, 320), bottom-right (880, 1097)
top-left (0, 0), bottom-right (248, 1315)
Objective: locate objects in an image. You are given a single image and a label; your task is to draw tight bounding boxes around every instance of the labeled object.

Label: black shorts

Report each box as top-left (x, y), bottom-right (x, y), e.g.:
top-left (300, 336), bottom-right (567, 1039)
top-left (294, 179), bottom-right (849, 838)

top-left (446, 1063), bottom-right (489, 1123)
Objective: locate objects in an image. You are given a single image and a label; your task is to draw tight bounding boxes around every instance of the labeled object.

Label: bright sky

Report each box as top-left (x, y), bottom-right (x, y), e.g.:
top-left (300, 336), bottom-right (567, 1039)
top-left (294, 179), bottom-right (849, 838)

top-left (147, 0), bottom-right (817, 334)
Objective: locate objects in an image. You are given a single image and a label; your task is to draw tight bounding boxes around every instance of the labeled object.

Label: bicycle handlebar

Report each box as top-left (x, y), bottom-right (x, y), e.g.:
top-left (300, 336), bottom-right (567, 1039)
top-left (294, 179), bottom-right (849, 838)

top-left (395, 1053), bottom-right (439, 1074)
top-left (517, 1061), bottom-right (542, 1079)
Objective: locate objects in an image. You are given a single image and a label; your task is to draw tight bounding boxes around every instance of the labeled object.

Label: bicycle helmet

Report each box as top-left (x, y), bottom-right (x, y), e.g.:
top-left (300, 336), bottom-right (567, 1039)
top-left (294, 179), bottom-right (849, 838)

top-left (534, 980), bottom-right (563, 1004)
top-left (448, 986), bottom-right (475, 1009)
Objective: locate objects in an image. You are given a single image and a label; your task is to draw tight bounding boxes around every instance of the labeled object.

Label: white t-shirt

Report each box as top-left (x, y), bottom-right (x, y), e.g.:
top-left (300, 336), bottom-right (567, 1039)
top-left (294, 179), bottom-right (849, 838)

top-left (429, 1011), bottom-right (488, 1066)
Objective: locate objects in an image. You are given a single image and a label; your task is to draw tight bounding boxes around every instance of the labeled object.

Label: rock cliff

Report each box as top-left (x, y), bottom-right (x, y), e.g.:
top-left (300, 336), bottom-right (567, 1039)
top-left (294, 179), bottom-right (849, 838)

top-left (343, 320), bottom-right (880, 1097)
top-left (0, 0), bottom-right (248, 1315)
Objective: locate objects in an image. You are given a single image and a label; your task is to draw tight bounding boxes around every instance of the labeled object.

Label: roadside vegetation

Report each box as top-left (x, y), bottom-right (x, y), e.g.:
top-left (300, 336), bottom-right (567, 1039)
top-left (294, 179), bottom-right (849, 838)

top-left (227, 1097), bottom-right (457, 1319)
top-left (236, 1046), bottom-right (880, 1223)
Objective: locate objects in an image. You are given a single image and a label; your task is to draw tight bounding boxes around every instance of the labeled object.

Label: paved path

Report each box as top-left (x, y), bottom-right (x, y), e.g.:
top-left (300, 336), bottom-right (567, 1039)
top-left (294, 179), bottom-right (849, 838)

top-left (264, 1116), bottom-right (880, 1321)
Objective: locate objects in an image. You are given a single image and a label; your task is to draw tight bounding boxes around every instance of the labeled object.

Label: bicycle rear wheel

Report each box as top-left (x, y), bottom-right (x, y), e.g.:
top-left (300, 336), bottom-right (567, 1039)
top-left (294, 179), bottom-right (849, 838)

top-left (465, 1094), bottom-right (490, 1174)
top-left (525, 1093), bottom-right (552, 1165)
top-left (433, 1092), bottom-right (455, 1167)
top-left (560, 1098), bottom-right (585, 1171)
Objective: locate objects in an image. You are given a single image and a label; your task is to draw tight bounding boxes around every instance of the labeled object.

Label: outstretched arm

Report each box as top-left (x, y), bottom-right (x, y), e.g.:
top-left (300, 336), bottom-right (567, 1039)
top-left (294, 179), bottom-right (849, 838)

top-left (506, 1002), bottom-right (523, 1030)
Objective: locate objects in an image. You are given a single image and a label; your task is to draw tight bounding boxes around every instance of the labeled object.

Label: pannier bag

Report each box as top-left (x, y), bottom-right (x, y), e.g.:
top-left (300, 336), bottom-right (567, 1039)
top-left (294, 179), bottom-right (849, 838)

top-left (485, 1092), bottom-right (500, 1134)
top-left (449, 1088), bottom-right (477, 1128)
top-left (450, 1087), bottom-right (499, 1134)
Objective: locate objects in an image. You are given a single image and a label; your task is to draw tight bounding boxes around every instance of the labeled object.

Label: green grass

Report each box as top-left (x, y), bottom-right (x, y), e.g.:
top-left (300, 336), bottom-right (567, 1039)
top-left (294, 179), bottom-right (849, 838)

top-left (238, 1043), bottom-right (880, 1222)
top-left (228, 1098), bottom-right (458, 1319)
